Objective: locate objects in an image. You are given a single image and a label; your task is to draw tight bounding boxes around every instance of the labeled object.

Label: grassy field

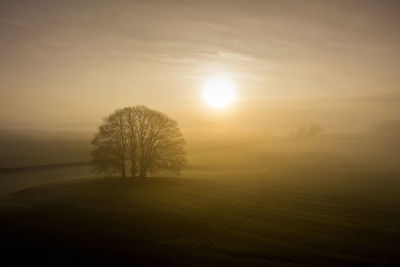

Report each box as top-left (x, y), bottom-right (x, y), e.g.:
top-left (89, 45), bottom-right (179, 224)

top-left (0, 129), bottom-right (92, 168)
top-left (0, 137), bottom-right (399, 266)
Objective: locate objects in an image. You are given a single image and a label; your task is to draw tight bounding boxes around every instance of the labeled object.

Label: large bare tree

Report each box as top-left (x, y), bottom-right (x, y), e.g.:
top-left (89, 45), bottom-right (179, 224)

top-left (92, 106), bottom-right (186, 178)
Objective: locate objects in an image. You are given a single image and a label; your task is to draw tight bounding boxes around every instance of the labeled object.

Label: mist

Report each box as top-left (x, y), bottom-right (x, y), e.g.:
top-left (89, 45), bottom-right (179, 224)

top-left (1, 1), bottom-right (400, 266)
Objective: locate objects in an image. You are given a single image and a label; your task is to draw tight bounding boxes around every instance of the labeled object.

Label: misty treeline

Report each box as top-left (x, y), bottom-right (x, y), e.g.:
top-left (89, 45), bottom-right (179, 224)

top-left (289, 120), bottom-right (400, 138)
top-left (291, 124), bottom-right (323, 138)
top-left (92, 106), bottom-right (186, 178)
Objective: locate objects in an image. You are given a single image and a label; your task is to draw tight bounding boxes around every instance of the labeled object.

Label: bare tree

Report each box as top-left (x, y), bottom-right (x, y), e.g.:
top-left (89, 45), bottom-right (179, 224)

top-left (92, 106), bottom-right (186, 178)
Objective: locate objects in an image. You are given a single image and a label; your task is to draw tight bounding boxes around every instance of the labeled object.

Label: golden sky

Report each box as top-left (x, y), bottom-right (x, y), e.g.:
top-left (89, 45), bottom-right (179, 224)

top-left (0, 0), bottom-right (399, 134)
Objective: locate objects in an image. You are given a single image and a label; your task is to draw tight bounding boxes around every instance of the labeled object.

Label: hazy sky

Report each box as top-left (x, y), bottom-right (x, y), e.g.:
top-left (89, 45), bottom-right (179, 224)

top-left (0, 0), bottom-right (399, 134)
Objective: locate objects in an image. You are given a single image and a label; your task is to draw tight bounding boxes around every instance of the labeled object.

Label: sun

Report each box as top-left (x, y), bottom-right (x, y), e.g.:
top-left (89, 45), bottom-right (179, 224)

top-left (203, 76), bottom-right (236, 108)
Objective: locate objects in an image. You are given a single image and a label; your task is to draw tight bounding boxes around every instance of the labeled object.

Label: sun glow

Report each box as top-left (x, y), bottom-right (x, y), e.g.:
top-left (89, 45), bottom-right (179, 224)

top-left (203, 76), bottom-right (236, 108)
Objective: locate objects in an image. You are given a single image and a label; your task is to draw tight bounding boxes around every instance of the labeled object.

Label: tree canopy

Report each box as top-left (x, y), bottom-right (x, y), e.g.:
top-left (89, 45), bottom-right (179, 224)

top-left (92, 106), bottom-right (186, 178)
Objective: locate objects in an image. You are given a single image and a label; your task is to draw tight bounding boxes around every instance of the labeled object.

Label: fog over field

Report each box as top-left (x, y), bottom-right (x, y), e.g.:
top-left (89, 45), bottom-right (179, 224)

top-left (1, 130), bottom-right (400, 265)
top-left (1, 0), bottom-right (400, 266)
top-left (1, 111), bottom-right (399, 267)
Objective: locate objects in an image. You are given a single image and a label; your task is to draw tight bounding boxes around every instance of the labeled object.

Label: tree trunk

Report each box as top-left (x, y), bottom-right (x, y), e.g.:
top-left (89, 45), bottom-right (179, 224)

top-left (121, 167), bottom-right (126, 178)
top-left (121, 151), bottom-right (126, 178)
top-left (139, 165), bottom-right (147, 178)
top-left (130, 144), bottom-right (137, 178)
top-left (121, 160), bottom-right (126, 178)
top-left (131, 161), bottom-right (136, 178)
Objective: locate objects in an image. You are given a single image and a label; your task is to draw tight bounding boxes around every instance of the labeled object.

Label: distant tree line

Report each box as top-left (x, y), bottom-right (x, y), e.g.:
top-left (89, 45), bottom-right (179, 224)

top-left (92, 106), bottom-right (186, 178)
top-left (291, 124), bottom-right (323, 138)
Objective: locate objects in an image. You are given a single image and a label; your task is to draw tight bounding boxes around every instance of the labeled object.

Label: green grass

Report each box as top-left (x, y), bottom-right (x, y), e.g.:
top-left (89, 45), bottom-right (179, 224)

top-left (0, 164), bottom-right (93, 196)
top-left (1, 138), bottom-right (399, 265)
top-left (1, 167), bottom-right (400, 265)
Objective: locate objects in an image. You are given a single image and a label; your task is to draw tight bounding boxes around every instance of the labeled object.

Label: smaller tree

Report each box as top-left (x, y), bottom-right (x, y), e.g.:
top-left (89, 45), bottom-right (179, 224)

top-left (308, 124), bottom-right (323, 136)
